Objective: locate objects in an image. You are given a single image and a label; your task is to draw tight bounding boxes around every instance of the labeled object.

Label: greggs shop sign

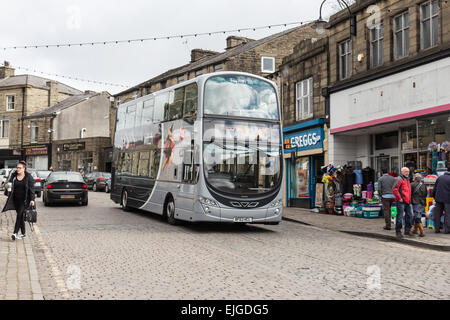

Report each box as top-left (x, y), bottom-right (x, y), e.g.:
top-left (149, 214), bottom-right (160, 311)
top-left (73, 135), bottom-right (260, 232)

top-left (283, 127), bottom-right (323, 154)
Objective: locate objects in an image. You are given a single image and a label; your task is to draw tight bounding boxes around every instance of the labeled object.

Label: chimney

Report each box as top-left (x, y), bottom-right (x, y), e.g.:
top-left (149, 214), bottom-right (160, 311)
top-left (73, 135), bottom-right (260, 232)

top-left (0, 61), bottom-right (15, 79)
top-left (226, 36), bottom-right (254, 50)
top-left (46, 81), bottom-right (59, 106)
top-left (190, 49), bottom-right (219, 63)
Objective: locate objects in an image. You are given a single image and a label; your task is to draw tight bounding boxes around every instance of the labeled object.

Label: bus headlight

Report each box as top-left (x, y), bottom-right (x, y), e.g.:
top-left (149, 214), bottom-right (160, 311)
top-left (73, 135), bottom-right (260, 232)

top-left (199, 197), bottom-right (219, 207)
top-left (271, 199), bottom-right (282, 207)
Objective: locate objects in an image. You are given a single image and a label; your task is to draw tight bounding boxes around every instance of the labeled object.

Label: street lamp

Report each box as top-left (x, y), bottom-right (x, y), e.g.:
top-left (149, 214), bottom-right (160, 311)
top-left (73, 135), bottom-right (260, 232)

top-left (313, 0), bottom-right (357, 38)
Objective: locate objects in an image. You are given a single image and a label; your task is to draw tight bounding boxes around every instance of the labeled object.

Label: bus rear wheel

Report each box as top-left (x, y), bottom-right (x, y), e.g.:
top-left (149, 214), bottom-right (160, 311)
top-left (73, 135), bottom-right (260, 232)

top-left (165, 198), bottom-right (178, 225)
top-left (121, 189), bottom-right (130, 211)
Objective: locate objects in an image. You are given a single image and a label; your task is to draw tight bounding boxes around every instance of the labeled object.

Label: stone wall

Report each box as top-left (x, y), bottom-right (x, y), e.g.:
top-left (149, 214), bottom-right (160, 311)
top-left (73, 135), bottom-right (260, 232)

top-left (328, 0), bottom-right (450, 86)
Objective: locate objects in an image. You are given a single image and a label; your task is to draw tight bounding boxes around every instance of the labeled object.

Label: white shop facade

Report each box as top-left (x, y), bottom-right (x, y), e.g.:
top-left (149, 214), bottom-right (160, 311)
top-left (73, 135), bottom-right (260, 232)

top-left (328, 55), bottom-right (450, 179)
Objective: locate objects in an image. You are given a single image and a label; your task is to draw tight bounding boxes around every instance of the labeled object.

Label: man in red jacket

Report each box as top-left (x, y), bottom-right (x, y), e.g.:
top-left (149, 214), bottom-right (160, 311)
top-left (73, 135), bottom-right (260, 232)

top-left (392, 167), bottom-right (414, 238)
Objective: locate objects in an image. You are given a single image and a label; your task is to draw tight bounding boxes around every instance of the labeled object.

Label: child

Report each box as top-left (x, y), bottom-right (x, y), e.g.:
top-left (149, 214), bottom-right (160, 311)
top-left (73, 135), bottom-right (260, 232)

top-left (411, 173), bottom-right (427, 237)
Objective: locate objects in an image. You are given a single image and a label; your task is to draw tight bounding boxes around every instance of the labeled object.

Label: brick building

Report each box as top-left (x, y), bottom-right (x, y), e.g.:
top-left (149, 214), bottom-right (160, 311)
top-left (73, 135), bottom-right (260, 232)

top-left (324, 0), bottom-right (450, 179)
top-left (271, 37), bottom-right (329, 208)
top-left (111, 25), bottom-right (318, 142)
top-left (0, 62), bottom-right (82, 168)
top-left (24, 91), bottom-right (112, 172)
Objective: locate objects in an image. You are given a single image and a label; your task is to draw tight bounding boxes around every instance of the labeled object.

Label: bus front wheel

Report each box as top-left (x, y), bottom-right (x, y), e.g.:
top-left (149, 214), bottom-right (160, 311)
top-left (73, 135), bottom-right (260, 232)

top-left (165, 198), bottom-right (178, 225)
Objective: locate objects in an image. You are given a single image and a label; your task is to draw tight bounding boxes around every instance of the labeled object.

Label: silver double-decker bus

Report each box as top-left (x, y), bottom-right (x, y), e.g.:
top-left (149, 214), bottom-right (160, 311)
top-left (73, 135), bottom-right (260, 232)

top-left (111, 71), bottom-right (283, 225)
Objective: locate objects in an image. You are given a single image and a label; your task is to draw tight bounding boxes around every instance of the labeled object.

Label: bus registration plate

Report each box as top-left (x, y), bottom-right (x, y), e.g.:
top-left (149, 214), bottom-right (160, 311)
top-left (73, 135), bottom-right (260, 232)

top-left (233, 217), bottom-right (253, 223)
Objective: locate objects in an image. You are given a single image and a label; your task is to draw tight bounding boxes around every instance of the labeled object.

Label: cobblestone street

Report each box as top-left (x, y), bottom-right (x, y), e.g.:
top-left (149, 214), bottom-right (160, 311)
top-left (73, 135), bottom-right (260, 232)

top-left (2, 191), bottom-right (449, 300)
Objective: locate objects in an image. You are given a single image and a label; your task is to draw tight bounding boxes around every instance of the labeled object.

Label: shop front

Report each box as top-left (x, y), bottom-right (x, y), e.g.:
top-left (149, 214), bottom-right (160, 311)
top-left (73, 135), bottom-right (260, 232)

top-left (53, 137), bottom-right (111, 173)
top-left (0, 149), bottom-right (21, 168)
top-left (283, 119), bottom-right (325, 209)
top-left (24, 144), bottom-right (51, 170)
top-left (329, 56), bottom-right (450, 179)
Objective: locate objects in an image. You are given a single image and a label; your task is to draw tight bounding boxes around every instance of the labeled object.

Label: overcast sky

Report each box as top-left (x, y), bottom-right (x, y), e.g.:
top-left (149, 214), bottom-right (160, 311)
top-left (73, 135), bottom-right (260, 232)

top-left (0, 0), bottom-right (339, 95)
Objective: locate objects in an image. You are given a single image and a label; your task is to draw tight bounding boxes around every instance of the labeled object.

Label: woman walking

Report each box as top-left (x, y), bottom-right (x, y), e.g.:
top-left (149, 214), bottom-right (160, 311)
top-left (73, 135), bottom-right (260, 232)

top-left (1, 161), bottom-right (35, 240)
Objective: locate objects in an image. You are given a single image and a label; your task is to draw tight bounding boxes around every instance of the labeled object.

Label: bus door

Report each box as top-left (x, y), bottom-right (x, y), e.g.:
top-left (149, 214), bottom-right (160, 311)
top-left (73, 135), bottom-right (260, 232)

top-left (176, 147), bottom-right (196, 215)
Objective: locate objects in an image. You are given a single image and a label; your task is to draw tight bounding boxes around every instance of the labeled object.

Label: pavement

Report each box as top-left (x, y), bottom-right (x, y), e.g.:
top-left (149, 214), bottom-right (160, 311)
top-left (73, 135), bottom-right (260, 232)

top-left (282, 207), bottom-right (450, 251)
top-left (0, 209), bottom-right (43, 300)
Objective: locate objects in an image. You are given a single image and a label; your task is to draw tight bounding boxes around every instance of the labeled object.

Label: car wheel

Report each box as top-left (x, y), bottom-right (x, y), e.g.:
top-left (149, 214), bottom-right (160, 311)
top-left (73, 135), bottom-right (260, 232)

top-left (93, 183), bottom-right (97, 192)
top-left (121, 189), bottom-right (130, 211)
top-left (82, 199), bottom-right (88, 206)
top-left (165, 198), bottom-right (178, 225)
top-left (36, 191), bottom-right (41, 198)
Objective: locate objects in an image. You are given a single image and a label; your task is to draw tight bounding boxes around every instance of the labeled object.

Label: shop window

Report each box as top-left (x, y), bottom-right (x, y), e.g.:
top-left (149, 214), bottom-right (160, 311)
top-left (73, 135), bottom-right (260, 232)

top-left (295, 78), bottom-right (313, 121)
top-left (393, 12), bottom-right (409, 60)
top-left (375, 131), bottom-right (398, 150)
top-left (370, 23), bottom-right (384, 68)
top-left (418, 115), bottom-right (450, 173)
top-left (77, 151), bottom-right (93, 173)
top-left (289, 157), bottom-right (309, 198)
top-left (420, 0), bottom-right (439, 50)
top-left (401, 126), bottom-right (417, 151)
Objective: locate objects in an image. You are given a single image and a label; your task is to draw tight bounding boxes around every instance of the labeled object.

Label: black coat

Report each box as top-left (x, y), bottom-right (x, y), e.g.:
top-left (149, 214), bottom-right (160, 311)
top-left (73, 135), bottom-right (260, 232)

top-left (433, 172), bottom-right (450, 204)
top-left (2, 171), bottom-right (35, 212)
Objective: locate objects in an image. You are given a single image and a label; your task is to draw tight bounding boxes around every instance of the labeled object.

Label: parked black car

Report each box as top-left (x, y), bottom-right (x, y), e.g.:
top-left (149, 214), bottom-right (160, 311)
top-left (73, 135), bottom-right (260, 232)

top-left (84, 172), bottom-right (111, 192)
top-left (43, 172), bottom-right (88, 206)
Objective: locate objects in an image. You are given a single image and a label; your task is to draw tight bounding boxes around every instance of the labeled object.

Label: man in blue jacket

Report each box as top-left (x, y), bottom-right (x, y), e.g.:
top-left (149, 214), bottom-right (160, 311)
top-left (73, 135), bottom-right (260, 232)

top-left (432, 169), bottom-right (450, 234)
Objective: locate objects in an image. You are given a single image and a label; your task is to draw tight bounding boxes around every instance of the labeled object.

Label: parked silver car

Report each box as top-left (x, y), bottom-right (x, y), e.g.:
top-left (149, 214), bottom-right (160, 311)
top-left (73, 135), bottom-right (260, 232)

top-left (4, 169), bottom-right (42, 197)
top-left (0, 168), bottom-right (12, 190)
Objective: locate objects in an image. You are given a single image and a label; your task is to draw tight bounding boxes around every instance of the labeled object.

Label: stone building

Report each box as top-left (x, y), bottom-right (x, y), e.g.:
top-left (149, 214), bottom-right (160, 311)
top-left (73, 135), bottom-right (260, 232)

top-left (271, 37), bottom-right (330, 208)
top-left (324, 0), bottom-right (450, 179)
top-left (24, 92), bottom-right (111, 172)
top-left (111, 25), bottom-right (318, 142)
top-left (0, 61), bottom-right (82, 168)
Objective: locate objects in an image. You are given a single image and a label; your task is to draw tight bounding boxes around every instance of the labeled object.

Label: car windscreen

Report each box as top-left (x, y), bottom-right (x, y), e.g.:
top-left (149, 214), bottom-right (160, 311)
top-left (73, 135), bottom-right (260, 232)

top-left (47, 173), bottom-right (84, 183)
top-left (100, 173), bottom-right (111, 178)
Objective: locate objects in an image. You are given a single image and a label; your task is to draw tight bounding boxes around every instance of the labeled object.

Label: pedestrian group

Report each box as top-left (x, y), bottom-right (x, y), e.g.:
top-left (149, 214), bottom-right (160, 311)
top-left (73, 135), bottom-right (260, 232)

top-left (378, 166), bottom-right (450, 237)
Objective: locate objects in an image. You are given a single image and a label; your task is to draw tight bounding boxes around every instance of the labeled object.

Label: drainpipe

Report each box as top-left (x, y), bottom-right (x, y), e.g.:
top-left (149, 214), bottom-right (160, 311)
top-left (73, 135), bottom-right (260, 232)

top-left (49, 112), bottom-right (57, 170)
top-left (20, 87), bottom-right (26, 160)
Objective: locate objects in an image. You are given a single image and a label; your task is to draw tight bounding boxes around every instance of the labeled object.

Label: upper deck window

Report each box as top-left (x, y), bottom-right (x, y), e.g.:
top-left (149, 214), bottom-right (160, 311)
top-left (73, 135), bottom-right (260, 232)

top-left (204, 75), bottom-right (278, 120)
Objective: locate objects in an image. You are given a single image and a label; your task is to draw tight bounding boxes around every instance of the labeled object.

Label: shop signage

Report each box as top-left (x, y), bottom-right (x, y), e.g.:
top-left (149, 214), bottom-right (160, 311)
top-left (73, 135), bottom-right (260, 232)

top-left (63, 142), bottom-right (85, 151)
top-left (25, 146), bottom-right (48, 156)
top-left (283, 127), bottom-right (323, 154)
